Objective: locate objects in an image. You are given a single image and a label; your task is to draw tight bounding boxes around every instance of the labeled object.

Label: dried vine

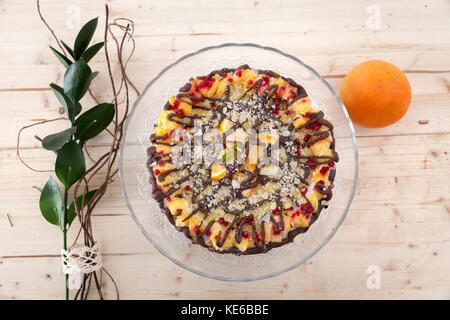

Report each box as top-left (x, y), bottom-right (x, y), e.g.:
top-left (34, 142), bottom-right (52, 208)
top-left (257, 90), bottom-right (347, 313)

top-left (17, 1), bottom-right (139, 300)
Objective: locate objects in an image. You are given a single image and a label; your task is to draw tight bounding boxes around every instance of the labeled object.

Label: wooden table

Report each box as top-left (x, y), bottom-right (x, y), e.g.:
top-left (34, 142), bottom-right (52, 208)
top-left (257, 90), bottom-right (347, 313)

top-left (1, 0), bottom-right (449, 300)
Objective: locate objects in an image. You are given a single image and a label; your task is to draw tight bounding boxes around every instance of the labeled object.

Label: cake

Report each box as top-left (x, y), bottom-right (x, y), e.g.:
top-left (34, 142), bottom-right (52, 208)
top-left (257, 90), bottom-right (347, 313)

top-left (147, 65), bottom-right (338, 255)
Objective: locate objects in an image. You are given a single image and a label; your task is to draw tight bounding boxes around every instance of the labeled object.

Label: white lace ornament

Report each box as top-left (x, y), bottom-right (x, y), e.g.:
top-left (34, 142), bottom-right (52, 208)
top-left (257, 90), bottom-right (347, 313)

top-left (61, 242), bottom-right (102, 289)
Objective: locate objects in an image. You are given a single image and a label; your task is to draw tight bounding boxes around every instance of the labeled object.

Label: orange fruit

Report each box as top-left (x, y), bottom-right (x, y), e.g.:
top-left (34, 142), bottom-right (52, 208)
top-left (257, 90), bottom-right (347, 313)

top-left (211, 163), bottom-right (227, 180)
top-left (339, 60), bottom-right (411, 128)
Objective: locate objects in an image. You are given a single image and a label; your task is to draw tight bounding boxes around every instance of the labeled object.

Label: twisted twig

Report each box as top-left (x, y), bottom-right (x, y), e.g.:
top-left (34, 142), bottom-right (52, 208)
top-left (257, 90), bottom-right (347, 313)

top-left (19, 1), bottom-right (139, 300)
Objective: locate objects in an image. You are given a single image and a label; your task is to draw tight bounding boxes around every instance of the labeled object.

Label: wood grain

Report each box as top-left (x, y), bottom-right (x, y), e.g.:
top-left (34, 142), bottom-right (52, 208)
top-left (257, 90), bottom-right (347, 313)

top-left (0, 0), bottom-right (449, 299)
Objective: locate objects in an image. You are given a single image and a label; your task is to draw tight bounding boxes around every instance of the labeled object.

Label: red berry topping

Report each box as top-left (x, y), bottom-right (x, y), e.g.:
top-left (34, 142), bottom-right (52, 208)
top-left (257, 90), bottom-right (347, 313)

top-left (167, 196), bottom-right (172, 202)
top-left (206, 229), bottom-right (212, 237)
top-left (184, 186), bottom-right (191, 191)
top-left (173, 100), bottom-right (180, 107)
top-left (294, 140), bottom-right (301, 146)
top-left (296, 149), bottom-right (301, 156)
top-left (328, 161), bottom-right (335, 167)
top-left (175, 109), bottom-right (184, 116)
top-left (256, 232), bottom-right (262, 243)
top-left (289, 89), bottom-right (296, 98)
top-left (315, 180), bottom-right (325, 191)
top-left (272, 208), bottom-right (280, 215)
top-left (218, 217), bottom-right (229, 227)
top-left (154, 169), bottom-right (160, 176)
top-left (285, 110), bottom-right (291, 115)
top-left (228, 77), bottom-right (233, 82)
top-left (197, 77), bottom-right (215, 90)
top-left (272, 221), bottom-right (284, 235)
top-left (242, 231), bottom-right (250, 239)
top-left (245, 215), bottom-right (253, 224)
top-left (157, 150), bottom-right (164, 155)
top-left (236, 69), bottom-right (243, 77)
top-left (285, 207), bottom-right (294, 211)
top-left (301, 185), bottom-right (308, 194)
top-left (307, 158), bottom-right (317, 169)
top-left (300, 203), bottom-right (313, 215)
top-left (303, 134), bottom-right (312, 142)
top-left (306, 122), bottom-right (321, 130)
top-left (247, 79), bottom-right (253, 85)
top-left (320, 166), bottom-right (330, 175)
top-left (305, 113), bottom-right (315, 119)
top-left (211, 102), bottom-right (216, 108)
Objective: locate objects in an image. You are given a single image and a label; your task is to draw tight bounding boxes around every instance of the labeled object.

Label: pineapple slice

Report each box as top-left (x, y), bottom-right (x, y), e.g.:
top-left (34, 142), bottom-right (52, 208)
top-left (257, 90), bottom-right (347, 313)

top-left (240, 69), bottom-right (257, 85)
top-left (166, 197), bottom-right (189, 227)
top-left (289, 97), bottom-right (313, 115)
top-left (154, 110), bottom-right (179, 136)
top-left (220, 118), bottom-right (234, 134)
top-left (236, 225), bottom-right (254, 252)
top-left (196, 76), bottom-right (220, 97)
top-left (188, 216), bottom-right (202, 237)
top-left (263, 222), bottom-right (273, 244)
top-left (291, 212), bottom-right (309, 228)
top-left (168, 95), bottom-right (192, 115)
top-left (310, 136), bottom-right (332, 156)
top-left (216, 78), bottom-right (230, 97)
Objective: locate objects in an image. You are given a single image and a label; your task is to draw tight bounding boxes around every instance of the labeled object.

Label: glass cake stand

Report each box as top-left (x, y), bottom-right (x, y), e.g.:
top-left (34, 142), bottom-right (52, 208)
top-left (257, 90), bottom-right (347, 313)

top-left (119, 43), bottom-right (359, 281)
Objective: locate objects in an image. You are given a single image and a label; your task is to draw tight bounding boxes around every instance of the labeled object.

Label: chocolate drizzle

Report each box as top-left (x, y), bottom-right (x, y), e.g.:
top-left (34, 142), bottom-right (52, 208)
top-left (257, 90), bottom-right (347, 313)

top-left (146, 66), bottom-right (338, 255)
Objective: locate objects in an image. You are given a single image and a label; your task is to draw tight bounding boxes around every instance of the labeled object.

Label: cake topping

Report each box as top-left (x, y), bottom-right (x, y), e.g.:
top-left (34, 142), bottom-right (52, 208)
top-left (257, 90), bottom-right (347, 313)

top-left (147, 65), bottom-right (338, 254)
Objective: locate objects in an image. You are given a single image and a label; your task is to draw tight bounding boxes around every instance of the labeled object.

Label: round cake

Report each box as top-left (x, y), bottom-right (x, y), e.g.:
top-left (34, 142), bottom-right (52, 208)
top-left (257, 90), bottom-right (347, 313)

top-left (147, 65), bottom-right (338, 255)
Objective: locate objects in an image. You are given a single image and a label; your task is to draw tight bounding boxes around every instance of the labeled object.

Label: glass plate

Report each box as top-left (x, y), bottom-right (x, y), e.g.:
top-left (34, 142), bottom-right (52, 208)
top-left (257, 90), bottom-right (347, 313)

top-left (119, 43), bottom-right (359, 281)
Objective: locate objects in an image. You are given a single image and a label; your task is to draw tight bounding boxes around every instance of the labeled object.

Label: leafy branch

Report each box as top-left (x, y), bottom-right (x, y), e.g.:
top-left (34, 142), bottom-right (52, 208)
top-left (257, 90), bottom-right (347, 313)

top-left (40, 16), bottom-right (113, 301)
top-left (17, 1), bottom-right (140, 300)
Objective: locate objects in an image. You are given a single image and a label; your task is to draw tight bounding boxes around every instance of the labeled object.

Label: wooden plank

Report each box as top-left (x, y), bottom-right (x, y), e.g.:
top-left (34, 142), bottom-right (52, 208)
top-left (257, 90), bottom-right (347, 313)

top-left (1, 1), bottom-right (450, 62)
top-left (0, 0), bottom-right (449, 300)
top-left (3, 72), bottom-right (450, 150)
top-left (1, 235), bottom-right (449, 299)
top-left (2, 49), bottom-right (449, 90)
top-left (1, 134), bottom-right (448, 260)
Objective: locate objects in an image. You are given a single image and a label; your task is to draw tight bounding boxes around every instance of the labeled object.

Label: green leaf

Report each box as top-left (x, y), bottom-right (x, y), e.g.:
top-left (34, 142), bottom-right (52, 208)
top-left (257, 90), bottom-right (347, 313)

top-left (61, 40), bottom-right (75, 59)
top-left (41, 127), bottom-right (77, 151)
top-left (55, 141), bottom-right (86, 189)
top-left (49, 46), bottom-right (72, 68)
top-left (63, 60), bottom-right (92, 105)
top-left (74, 17), bottom-right (99, 60)
top-left (67, 189), bottom-right (98, 226)
top-left (90, 71), bottom-right (99, 81)
top-left (81, 42), bottom-right (104, 63)
top-left (74, 103), bottom-right (115, 142)
top-left (39, 177), bottom-right (64, 229)
top-left (32, 186), bottom-right (43, 193)
top-left (50, 83), bottom-right (82, 121)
